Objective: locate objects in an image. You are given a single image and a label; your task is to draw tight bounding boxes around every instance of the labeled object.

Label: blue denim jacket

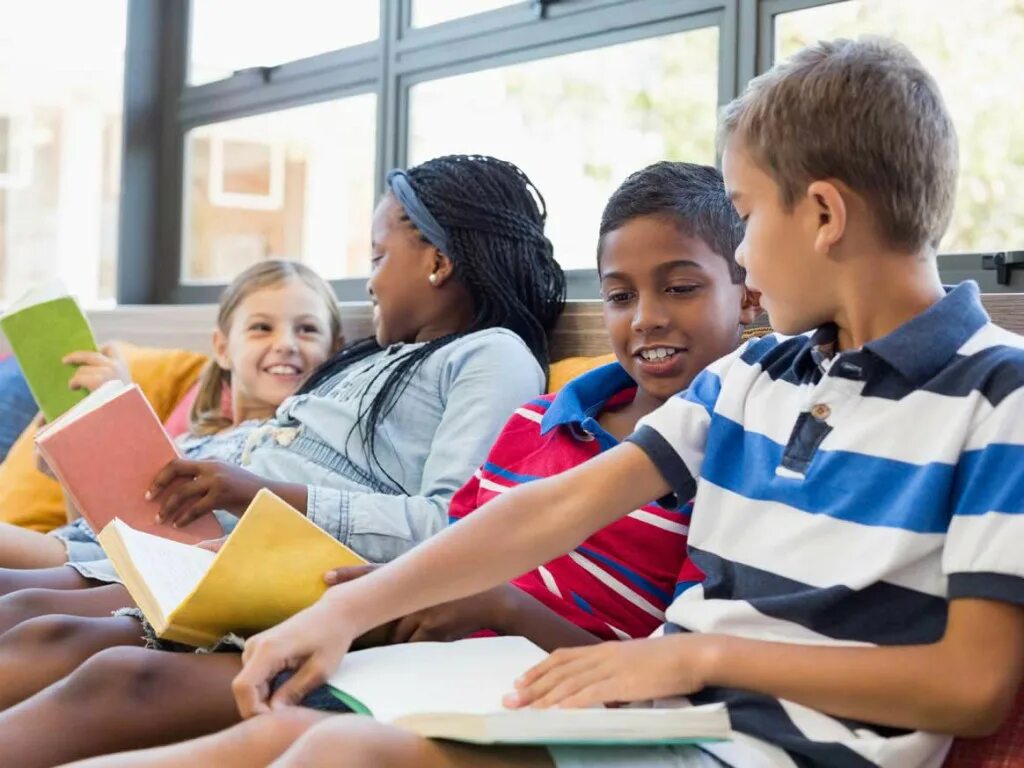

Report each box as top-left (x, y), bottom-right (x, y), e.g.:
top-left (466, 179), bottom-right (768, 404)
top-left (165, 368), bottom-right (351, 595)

top-left (244, 328), bottom-right (545, 562)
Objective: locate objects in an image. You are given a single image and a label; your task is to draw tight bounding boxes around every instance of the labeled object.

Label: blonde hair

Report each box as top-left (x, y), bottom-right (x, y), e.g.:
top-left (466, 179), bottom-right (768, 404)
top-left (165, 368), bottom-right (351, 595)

top-left (718, 36), bottom-right (958, 252)
top-left (189, 260), bottom-right (343, 436)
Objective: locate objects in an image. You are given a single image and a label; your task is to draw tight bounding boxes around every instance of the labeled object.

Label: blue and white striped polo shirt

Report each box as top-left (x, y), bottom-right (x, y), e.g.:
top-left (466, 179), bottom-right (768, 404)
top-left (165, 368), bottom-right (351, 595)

top-left (627, 281), bottom-right (1024, 768)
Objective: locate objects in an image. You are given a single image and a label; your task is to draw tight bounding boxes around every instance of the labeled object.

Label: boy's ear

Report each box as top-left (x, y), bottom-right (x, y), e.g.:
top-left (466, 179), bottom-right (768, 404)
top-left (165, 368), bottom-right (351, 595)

top-left (212, 329), bottom-right (231, 371)
top-left (806, 180), bottom-right (847, 255)
top-left (739, 288), bottom-right (763, 326)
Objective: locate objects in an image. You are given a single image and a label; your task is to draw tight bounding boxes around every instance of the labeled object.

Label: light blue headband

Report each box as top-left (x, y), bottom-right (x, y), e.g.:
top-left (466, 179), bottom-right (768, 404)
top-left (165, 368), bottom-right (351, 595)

top-left (385, 169), bottom-right (450, 255)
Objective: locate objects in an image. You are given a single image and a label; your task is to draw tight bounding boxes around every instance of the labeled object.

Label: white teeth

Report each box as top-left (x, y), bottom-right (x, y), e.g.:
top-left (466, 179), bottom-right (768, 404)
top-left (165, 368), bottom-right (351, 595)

top-left (266, 365), bottom-right (300, 375)
top-left (639, 347), bottom-right (678, 361)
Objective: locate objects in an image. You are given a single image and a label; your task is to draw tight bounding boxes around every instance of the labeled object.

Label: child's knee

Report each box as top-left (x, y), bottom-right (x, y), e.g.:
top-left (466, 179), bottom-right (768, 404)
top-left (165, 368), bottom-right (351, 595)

top-left (54, 647), bottom-right (171, 707)
top-left (0, 613), bottom-right (91, 650)
top-left (0, 588), bottom-right (69, 630)
top-left (278, 716), bottom-right (407, 767)
top-left (249, 708), bottom-right (329, 752)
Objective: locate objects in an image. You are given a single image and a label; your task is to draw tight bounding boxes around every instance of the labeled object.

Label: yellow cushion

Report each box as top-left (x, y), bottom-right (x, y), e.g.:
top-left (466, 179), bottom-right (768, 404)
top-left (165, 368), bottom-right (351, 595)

top-left (0, 343), bottom-right (209, 533)
top-left (548, 354), bottom-right (617, 394)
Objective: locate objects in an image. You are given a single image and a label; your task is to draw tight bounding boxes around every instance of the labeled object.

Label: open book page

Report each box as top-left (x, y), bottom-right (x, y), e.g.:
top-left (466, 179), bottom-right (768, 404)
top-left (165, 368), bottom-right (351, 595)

top-left (327, 636), bottom-right (549, 724)
top-left (106, 520), bottom-right (216, 618)
top-left (38, 381), bottom-right (128, 438)
top-left (3, 279), bottom-right (69, 316)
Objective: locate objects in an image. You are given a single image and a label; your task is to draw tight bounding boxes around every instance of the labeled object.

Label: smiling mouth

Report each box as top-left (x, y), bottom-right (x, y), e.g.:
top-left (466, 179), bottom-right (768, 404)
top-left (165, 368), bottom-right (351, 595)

top-left (264, 364), bottom-right (303, 377)
top-left (635, 347), bottom-right (684, 362)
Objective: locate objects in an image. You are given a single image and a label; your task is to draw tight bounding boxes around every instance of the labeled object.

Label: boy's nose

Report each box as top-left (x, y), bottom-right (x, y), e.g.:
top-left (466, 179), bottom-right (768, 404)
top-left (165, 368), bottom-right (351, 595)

top-left (631, 297), bottom-right (669, 333)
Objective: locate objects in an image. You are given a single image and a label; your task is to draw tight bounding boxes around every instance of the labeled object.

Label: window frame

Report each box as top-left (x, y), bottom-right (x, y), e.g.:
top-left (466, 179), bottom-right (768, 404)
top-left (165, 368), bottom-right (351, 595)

top-left (115, 0), bottom-right (1017, 305)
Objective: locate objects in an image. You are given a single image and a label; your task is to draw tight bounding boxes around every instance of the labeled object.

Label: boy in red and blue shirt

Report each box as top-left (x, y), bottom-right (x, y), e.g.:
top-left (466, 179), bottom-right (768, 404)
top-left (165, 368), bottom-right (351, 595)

top-left (383, 161), bottom-right (760, 649)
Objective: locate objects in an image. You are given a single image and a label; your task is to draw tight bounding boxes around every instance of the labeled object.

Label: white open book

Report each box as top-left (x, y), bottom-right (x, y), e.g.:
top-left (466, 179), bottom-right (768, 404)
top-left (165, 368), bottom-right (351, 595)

top-left (326, 636), bottom-right (731, 745)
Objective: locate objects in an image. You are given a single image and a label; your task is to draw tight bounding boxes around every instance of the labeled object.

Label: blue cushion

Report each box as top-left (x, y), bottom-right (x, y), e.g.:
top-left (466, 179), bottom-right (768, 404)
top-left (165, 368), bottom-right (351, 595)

top-left (0, 356), bottom-right (38, 461)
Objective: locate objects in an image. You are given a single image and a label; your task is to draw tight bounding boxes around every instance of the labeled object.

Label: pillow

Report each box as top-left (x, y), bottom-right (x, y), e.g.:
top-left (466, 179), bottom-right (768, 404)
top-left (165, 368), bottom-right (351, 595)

top-left (548, 354), bottom-right (617, 394)
top-left (0, 355), bottom-right (38, 462)
top-left (0, 343), bottom-right (209, 533)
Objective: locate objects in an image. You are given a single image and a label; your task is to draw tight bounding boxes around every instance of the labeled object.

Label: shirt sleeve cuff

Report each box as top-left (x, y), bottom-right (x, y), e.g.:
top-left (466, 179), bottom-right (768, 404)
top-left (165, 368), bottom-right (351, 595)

top-left (305, 485), bottom-right (351, 544)
top-left (624, 425), bottom-right (696, 510)
top-left (948, 572), bottom-right (1024, 606)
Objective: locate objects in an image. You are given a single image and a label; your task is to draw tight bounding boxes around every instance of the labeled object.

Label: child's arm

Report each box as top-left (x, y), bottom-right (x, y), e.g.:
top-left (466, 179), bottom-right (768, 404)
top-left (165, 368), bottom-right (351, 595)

top-left (233, 442), bottom-right (670, 715)
top-left (512, 597), bottom-right (1024, 737)
top-left (328, 565), bottom-right (602, 651)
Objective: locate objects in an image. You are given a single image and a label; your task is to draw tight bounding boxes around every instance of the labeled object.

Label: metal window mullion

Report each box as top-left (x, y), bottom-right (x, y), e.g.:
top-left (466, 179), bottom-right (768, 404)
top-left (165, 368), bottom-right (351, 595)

top-left (177, 49), bottom-right (382, 130)
top-left (395, 0), bottom-right (726, 75)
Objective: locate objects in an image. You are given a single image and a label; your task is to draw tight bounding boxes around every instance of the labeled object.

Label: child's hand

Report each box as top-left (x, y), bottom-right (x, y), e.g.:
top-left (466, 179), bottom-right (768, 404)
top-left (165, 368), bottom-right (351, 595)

top-left (196, 536), bottom-right (229, 553)
top-left (64, 343), bottom-right (131, 392)
top-left (505, 635), bottom-right (713, 710)
top-left (387, 585), bottom-right (517, 644)
top-left (234, 597), bottom-right (359, 717)
top-left (147, 459), bottom-right (265, 527)
top-left (324, 563), bottom-right (378, 585)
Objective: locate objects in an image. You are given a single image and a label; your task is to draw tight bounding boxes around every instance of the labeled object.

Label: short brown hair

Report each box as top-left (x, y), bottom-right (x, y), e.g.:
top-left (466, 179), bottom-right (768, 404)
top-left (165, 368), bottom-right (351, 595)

top-left (719, 36), bottom-right (958, 252)
top-left (190, 260), bottom-right (343, 436)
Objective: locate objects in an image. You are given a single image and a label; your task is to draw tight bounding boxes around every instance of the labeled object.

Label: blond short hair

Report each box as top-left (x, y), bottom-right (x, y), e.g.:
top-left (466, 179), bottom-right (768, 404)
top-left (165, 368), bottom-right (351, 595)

top-left (719, 36), bottom-right (958, 252)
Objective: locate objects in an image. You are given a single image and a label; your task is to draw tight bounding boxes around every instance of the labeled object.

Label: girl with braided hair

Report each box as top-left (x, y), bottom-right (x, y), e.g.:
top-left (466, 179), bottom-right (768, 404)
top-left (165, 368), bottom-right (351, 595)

top-left (0, 155), bottom-right (565, 765)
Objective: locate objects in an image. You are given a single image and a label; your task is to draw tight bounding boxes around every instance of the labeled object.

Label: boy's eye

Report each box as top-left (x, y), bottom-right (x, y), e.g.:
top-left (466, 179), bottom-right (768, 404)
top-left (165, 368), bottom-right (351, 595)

top-left (603, 290), bottom-right (634, 304)
top-left (667, 284), bottom-right (700, 295)
top-left (249, 323), bottom-right (272, 332)
top-left (298, 324), bottom-right (322, 335)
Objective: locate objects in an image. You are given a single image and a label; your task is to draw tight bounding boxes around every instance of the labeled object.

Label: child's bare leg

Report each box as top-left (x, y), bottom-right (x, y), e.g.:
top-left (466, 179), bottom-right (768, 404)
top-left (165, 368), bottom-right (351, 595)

top-left (274, 715), bottom-right (554, 768)
top-left (0, 582), bottom-right (132, 634)
top-left (0, 615), bottom-right (143, 711)
top-left (0, 647), bottom-right (244, 767)
top-left (0, 522), bottom-right (67, 569)
top-left (63, 708), bottom-right (330, 768)
top-left (0, 564), bottom-right (93, 597)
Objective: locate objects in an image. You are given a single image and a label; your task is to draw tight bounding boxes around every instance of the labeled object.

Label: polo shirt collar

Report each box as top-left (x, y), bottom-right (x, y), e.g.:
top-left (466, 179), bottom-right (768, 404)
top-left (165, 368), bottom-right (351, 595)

top-left (540, 362), bottom-right (635, 437)
top-left (864, 281), bottom-right (988, 384)
top-left (792, 281), bottom-right (988, 384)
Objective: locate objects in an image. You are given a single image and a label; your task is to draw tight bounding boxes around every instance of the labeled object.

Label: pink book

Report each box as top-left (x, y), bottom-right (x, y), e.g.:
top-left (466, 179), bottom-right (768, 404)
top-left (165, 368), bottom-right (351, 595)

top-left (36, 382), bottom-right (223, 544)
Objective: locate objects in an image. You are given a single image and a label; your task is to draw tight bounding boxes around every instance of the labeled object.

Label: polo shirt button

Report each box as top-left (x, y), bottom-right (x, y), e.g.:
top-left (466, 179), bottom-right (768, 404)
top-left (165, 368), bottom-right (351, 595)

top-left (811, 403), bottom-right (831, 420)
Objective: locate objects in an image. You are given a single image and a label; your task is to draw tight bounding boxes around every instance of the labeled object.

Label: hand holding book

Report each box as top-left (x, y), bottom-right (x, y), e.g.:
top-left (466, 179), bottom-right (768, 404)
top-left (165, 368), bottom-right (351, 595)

top-left (63, 343), bottom-right (131, 393)
top-left (147, 459), bottom-right (272, 525)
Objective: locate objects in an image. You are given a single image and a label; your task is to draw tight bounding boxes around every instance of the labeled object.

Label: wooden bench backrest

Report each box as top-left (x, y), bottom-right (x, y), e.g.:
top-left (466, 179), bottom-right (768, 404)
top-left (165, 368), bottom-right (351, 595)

top-left (3, 295), bottom-right (1023, 360)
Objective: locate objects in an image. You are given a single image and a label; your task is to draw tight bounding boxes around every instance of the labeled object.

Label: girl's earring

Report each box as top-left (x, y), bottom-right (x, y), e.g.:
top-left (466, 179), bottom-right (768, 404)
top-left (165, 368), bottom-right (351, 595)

top-left (428, 273), bottom-right (439, 286)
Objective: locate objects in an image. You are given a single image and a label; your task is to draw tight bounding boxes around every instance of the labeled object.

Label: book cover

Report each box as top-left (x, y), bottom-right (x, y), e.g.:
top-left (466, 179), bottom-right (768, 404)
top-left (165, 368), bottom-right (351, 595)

top-left (0, 282), bottom-right (99, 421)
top-left (99, 488), bottom-right (368, 646)
top-left (326, 637), bottom-right (732, 746)
top-left (36, 382), bottom-right (222, 545)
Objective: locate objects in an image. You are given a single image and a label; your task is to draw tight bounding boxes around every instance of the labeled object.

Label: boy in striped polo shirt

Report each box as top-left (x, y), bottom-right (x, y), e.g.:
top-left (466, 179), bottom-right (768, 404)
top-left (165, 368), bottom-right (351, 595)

top-left (235, 36), bottom-right (1024, 768)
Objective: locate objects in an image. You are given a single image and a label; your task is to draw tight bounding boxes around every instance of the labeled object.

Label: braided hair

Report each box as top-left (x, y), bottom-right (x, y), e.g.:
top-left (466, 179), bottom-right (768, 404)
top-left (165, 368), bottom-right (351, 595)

top-left (299, 154), bottom-right (566, 491)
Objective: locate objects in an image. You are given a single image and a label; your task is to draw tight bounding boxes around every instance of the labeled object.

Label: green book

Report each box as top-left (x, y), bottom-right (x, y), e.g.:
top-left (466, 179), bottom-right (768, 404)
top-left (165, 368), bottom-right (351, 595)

top-left (0, 281), bottom-right (99, 421)
top-left (326, 636), bottom-right (731, 746)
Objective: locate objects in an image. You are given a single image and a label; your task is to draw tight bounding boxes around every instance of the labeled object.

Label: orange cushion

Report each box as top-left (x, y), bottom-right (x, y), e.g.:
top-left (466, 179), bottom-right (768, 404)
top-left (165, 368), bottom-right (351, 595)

top-left (548, 354), bottom-right (617, 394)
top-left (0, 343), bottom-right (209, 532)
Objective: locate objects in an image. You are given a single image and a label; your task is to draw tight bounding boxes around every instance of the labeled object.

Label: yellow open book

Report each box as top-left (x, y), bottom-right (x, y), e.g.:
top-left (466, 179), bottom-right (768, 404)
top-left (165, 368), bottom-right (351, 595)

top-left (99, 488), bottom-right (367, 646)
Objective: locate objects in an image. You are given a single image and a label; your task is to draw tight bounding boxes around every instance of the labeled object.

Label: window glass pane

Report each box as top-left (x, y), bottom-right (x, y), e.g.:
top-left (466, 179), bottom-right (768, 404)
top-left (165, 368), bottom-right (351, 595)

top-left (0, 0), bottom-right (125, 307)
top-left (409, 27), bottom-right (720, 270)
top-left (775, 0), bottom-right (1024, 253)
top-left (189, 1), bottom-right (380, 86)
top-left (183, 95), bottom-right (377, 282)
top-left (412, 0), bottom-right (521, 28)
